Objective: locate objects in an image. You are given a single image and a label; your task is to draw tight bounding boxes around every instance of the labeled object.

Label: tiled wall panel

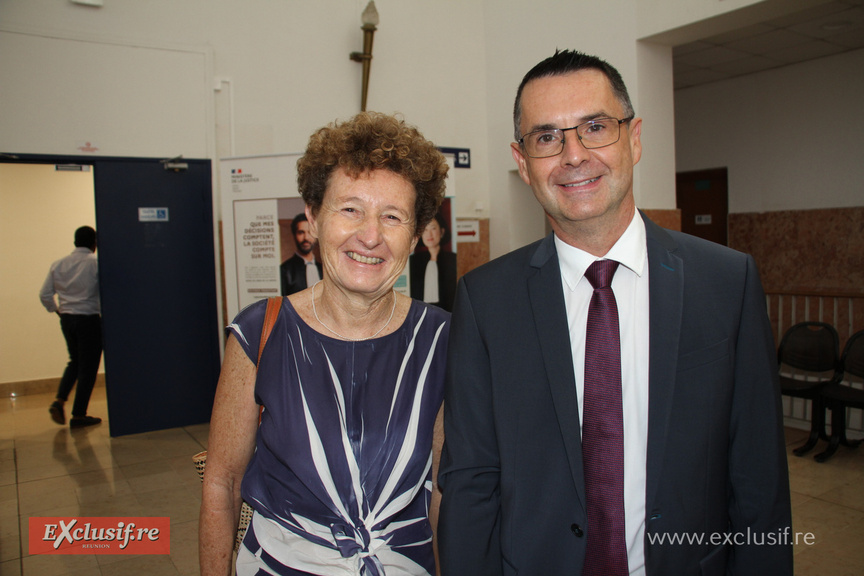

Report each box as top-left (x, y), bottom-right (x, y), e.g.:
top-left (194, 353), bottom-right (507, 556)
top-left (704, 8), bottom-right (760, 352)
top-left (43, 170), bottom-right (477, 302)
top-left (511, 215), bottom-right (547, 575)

top-left (732, 207), bottom-right (864, 437)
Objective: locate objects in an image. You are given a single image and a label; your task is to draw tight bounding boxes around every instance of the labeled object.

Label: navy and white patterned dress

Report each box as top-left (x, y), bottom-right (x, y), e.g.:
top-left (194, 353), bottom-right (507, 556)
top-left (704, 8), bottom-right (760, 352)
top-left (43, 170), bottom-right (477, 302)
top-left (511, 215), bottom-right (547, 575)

top-left (227, 297), bottom-right (449, 576)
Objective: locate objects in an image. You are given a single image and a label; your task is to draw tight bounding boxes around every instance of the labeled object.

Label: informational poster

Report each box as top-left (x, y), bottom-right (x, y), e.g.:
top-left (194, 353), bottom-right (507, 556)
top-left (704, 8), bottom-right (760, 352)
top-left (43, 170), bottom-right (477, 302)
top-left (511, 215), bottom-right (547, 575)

top-left (408, 198), bottom-right (457, 312)
top-left (220, 153), bottom-right (456, 322)
top-left (233, 199), bottom-right (280, 305)
top-left (220, 154), bottom-right (302, 320)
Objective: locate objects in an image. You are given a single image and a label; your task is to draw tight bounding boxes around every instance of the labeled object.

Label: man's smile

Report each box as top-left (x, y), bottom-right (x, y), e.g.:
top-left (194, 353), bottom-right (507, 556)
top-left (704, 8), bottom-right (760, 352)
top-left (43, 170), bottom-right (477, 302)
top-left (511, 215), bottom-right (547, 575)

top-left (560, 176), bottom-right (600, 188)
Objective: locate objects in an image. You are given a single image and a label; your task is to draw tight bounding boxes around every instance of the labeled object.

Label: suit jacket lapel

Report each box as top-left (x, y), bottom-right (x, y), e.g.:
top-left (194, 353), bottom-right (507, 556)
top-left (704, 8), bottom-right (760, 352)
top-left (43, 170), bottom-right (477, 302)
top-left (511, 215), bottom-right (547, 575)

top-left (526, 216), bottom-right (683, 515)
top-left (642, 213), bottom-right (683, 509)
top-left (527, 235), bottom-right (586, 512)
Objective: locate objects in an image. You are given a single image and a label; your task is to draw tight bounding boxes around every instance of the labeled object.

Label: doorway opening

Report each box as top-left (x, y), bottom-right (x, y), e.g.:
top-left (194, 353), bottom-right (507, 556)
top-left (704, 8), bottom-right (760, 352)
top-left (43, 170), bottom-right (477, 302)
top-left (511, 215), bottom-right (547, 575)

top-left (1, 153), bottom-right (220, 436)
top-left (675, 168), bottom-right (729, 246)
top-left (0, 162), bottom-right (99, 394)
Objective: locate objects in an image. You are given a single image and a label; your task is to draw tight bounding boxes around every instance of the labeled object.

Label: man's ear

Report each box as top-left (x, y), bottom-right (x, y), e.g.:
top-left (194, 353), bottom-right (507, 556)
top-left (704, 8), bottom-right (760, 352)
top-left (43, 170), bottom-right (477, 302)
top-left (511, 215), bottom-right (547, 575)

top-left (510, 142), bottom-right (532, 186)
top-left (628, 117), bottom-right (643, 167)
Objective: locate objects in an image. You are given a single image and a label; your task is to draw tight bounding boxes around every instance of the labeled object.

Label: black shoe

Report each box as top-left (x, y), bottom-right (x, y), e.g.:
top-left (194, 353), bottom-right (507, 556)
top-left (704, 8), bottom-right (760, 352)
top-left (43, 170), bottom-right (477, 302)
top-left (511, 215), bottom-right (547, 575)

top-left (49, 401), bottom-right (66, 425)
top-left (70, 416), bottom-right (102, 428)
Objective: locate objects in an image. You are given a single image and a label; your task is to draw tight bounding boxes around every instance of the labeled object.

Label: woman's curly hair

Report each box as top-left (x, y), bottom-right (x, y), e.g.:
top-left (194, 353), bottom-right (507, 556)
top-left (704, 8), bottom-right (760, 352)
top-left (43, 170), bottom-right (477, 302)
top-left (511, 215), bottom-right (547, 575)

top-left (297, 112), bottom-right (449, 236)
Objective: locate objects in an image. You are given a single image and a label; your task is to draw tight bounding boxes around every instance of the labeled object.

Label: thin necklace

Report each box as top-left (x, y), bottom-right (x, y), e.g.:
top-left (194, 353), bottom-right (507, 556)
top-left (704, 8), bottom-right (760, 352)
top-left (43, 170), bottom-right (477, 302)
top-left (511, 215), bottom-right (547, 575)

top-left (311, 281), bottom-right (396, 342)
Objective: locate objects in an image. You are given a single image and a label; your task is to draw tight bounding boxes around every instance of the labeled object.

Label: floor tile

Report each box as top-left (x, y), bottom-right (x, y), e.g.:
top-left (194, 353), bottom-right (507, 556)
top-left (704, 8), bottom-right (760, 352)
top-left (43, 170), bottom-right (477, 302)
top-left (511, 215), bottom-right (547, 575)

top-left (786, 446), bottom-right (863, 498)
top-left (0, 471), bottom-right (16, 488)
top-left (794, 545), bottom-right (864, 575)
top-left (167, 519), bottom-right (201, 576)
top-left (0, 530), bottom-right (21, 563)
top-left (0, 559), bottom-right (22, 576)
top-left (20, 552), bottom-right (100, 576)
top-left (17, 477), bottom-right (78, 516)
top-left (97, 554), bottom-right (180, 576)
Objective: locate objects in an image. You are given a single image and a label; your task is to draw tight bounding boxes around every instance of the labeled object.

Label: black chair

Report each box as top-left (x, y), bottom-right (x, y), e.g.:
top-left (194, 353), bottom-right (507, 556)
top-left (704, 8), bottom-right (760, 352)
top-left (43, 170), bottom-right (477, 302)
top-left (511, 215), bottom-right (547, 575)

top-left (778, 322), bottom-right (840, 456)
top-left (815, 330), bottom-right (864, 462)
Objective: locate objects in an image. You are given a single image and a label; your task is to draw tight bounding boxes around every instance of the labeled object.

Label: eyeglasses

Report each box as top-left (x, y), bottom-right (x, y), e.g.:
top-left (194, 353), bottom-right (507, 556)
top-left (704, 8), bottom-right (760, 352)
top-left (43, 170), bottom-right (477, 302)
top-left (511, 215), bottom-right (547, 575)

top-left (518, 116), bottom-right (634, 158)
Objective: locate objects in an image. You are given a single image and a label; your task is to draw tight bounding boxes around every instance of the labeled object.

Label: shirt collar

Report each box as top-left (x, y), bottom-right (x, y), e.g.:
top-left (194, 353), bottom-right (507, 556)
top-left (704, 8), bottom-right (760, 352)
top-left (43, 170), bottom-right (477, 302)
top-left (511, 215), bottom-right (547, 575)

top-left (555, 208), bottom-right (647, 292)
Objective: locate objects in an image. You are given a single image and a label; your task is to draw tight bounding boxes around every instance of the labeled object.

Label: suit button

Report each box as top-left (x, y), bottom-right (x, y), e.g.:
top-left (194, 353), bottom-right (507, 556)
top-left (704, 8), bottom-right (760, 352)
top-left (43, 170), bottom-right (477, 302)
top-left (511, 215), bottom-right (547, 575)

top-left (571, 524), bottom-right (584, 537)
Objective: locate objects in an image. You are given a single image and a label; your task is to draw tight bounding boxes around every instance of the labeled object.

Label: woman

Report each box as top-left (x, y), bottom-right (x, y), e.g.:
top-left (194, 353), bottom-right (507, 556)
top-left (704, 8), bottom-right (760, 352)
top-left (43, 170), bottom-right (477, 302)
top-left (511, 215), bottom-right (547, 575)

top-left (200, 112), bottom-right (450, 575)
top-left (409, 212), bottom-right (457, 312)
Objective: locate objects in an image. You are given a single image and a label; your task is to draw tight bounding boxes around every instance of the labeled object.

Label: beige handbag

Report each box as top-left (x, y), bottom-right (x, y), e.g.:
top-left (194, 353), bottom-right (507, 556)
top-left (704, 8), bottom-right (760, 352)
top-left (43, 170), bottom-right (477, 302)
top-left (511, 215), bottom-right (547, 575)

top-left (194, 296), bottom-right (282, 551)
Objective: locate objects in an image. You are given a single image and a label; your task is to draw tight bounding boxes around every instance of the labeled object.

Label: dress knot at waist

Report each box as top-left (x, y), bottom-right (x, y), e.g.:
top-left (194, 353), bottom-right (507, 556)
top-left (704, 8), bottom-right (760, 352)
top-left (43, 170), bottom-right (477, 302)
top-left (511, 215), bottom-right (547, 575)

top-left (331, 522), bottom-right (386, 575)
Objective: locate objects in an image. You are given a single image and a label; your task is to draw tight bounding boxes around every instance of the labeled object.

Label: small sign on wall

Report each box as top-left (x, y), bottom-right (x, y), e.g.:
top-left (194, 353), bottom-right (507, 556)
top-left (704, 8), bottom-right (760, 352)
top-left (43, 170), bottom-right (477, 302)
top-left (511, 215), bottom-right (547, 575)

top-left (695, 214), bottom-right (712, 225)
top-left (438, 147), bottom-right (471, 168)
top-left (139, 208), bottom-right (169, 222)
top-left (456, 220), bottom-right (480, 243)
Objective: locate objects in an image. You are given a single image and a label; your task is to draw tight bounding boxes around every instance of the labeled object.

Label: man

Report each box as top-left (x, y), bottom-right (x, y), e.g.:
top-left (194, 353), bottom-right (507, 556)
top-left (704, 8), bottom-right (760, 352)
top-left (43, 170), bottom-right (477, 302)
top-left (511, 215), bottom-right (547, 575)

top-left (39, 225), bottom-right (103, 428)
top-left (437, 50), bottom-right (792, 575)
top-left (280, 213), bottom-right (322, 296)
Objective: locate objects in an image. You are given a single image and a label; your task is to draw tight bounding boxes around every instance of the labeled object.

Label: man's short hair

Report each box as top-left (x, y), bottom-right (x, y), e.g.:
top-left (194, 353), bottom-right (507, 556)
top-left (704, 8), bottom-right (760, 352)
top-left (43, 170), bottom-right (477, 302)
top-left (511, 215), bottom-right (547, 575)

top-left (513, 49), bottom-right (635, 141)
top-left (74, 226), bottom-right (97, 249)
top-left (290, 213), bottom-right (308, 236)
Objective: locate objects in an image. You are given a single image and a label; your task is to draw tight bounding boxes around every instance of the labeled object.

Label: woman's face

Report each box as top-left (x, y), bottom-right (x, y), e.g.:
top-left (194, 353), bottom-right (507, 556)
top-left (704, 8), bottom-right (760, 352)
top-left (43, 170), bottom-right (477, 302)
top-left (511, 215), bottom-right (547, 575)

top-left (421, 219), bottom-right (444, 250)
top-left (308, 167), bottom-right (418, 299)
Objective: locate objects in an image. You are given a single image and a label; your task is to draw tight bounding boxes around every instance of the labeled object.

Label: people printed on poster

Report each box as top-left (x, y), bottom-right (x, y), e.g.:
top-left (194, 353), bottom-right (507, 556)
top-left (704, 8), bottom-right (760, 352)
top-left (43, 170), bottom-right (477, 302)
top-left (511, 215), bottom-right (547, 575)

top-left (409, 202), bottom-right (457, 312)
top-left (279, 212), bottom-right (322, 296)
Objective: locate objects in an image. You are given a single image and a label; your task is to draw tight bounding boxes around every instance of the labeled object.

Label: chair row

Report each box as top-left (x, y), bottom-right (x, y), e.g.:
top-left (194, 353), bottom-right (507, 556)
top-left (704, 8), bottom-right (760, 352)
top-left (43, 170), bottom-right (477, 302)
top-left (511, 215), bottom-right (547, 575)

top-left (778, 322), bottom-right (864, 462)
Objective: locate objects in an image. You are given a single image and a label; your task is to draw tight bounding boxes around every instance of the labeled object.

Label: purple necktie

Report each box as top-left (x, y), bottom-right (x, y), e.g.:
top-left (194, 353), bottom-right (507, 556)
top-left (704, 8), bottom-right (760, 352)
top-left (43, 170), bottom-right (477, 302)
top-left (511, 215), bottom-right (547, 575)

top-left (582, 259), bottom-right (628, 576)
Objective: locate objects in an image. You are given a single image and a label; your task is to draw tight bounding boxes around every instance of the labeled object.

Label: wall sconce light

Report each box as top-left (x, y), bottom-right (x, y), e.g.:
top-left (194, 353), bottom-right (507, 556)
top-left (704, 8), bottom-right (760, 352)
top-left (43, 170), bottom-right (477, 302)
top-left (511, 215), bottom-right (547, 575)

top-left (349, 1), bottom-right (379, 112)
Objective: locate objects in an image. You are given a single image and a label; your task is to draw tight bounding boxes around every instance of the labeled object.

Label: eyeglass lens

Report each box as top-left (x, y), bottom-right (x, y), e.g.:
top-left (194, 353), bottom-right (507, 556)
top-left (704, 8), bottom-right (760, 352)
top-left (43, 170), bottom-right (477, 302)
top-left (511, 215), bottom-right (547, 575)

top-left (523, 118), bottom-right (622, 158)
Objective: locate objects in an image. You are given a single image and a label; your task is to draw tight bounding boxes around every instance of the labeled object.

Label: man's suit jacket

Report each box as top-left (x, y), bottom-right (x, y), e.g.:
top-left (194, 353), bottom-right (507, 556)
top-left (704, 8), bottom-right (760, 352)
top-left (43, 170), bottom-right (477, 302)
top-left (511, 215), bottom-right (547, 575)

top-left (279, 254), bottom-right (322, 296)
top-left (438, 212), bottom-right (792, 576)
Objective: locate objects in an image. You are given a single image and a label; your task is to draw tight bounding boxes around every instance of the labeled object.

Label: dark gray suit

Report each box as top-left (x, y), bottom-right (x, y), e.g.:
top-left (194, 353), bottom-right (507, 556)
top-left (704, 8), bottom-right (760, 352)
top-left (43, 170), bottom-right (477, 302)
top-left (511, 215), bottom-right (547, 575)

top-left (438, 212), bottom-right (792, 576)
top-left (279, 254), bottom-right (322, 297)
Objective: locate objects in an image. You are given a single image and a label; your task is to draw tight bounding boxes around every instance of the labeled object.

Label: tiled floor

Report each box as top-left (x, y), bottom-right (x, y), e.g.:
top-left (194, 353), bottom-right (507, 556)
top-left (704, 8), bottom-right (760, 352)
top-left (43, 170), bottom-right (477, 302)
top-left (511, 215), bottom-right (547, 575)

top-left (1, 388), bottom-right (208, 575)
top-left (2, 389), bottom-right (864, 575)
top-left (785, 427), bottom-right (864, 575)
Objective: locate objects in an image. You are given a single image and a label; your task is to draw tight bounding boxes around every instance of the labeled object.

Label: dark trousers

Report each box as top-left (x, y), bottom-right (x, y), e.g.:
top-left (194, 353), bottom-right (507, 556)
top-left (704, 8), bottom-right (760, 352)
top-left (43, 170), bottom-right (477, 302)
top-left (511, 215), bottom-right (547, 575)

top-left (57, 314), bottom-right (103, 418)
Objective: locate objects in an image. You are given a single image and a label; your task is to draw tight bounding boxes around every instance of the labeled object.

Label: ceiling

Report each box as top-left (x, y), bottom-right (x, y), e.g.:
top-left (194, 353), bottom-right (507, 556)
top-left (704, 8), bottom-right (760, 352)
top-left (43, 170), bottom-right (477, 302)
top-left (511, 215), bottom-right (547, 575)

top-left (673, 0), bottom-right (864, 90)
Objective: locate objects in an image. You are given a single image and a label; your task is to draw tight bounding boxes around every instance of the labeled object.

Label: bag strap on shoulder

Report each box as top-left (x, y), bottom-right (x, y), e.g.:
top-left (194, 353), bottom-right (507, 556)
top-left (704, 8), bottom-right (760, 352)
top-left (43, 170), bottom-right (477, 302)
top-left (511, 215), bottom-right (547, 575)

top-left (257, 296), bottom-right (282, 367)
top-left (254, 296), bottom-right (282, 424)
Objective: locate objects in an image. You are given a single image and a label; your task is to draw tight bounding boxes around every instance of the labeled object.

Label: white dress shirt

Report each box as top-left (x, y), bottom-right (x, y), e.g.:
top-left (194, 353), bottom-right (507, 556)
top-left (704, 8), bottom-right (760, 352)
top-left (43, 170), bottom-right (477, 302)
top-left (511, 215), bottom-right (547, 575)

top-left (305, 258), bottom-right (321, 288)
top-left (39, 247), bottom-right (101, 315)
top-left (555, 209), bottom-right (649, 576)
top-left (423, 259), bottom-right (440, 304)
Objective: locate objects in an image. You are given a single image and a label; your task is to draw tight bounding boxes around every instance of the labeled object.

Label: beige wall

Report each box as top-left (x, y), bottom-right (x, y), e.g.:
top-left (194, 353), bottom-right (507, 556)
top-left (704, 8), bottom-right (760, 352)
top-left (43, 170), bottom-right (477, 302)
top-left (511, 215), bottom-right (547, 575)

top-left (1, 0), bottom-right (683, 261)
top-left (0, 164), bottom-right (99, 384)
top-left (674, 48), bottom-right (864, 213)
top-left (1, 1), bottom-right (830, 259)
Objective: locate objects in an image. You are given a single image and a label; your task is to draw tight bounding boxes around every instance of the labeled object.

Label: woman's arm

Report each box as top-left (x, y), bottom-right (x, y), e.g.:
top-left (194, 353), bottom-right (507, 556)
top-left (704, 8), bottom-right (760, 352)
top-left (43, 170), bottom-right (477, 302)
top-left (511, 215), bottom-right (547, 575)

top-left (199, 335), bottom-right (259, 576)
